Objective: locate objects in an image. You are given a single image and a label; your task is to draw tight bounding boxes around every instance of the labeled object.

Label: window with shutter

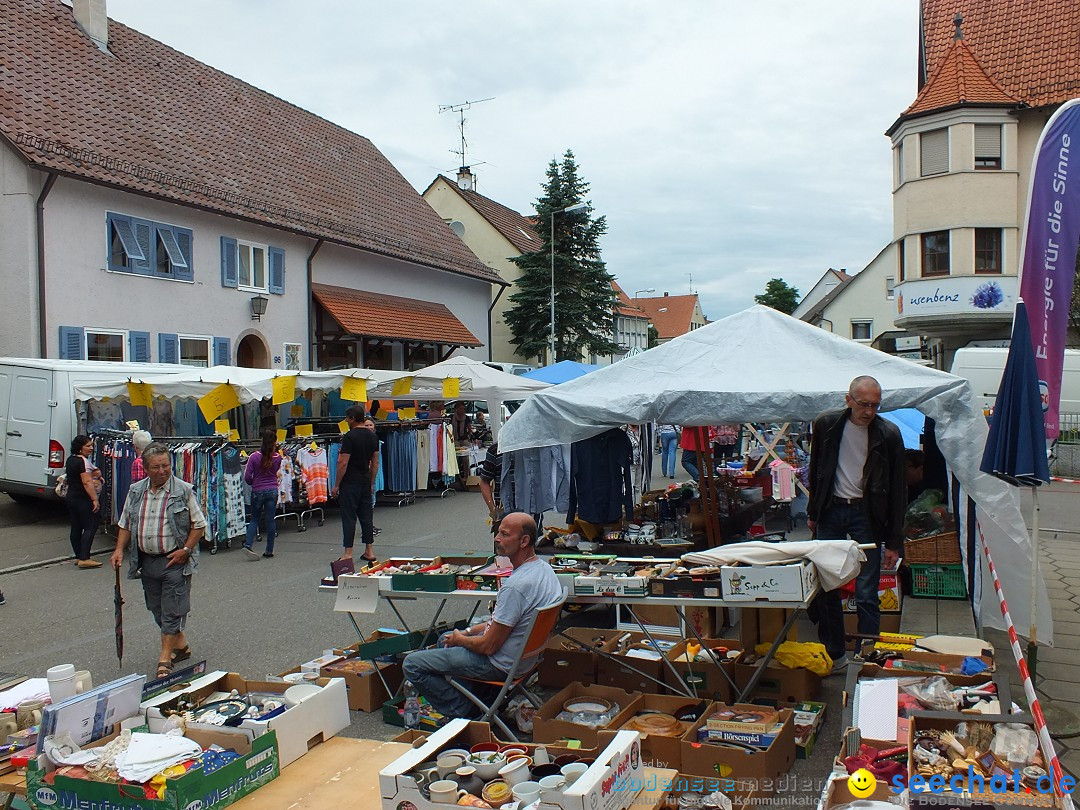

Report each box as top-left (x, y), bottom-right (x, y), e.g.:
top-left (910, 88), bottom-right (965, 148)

top-left (921, 230), bottom-right (950, 276)
top-left (212, 337), bottom-right (231, 367)
top-left (128, 331), bottom-right (151, 363)
top-left (159, 333), bottom-right (180, 364)
top-left (108, 214), bottom-right (145, 271)
top-left (107, 213), bottom-right (192, 280)
top-left (178, 335), bottom-right (210, 367)
top-left (920, 128), bottom-right (949, 176)
top-left (156, 226), bottom-right (188, 279)
top-left (174, 229), bottom-right (194, 282)
top-left (975, 124), bottom-right (1002, 169)
top-left (58, 326), bottom-right (85, 360)
top-left (86, 329), bottom-right (127, 362)
top-left (268, 246), bottom-right (285, 294)
top-left (220, 236), bottom-right (239, 288)
top-left (131, 218), bottom-right (154, 275)
top-left (236, 241), bottom-right (268, 292)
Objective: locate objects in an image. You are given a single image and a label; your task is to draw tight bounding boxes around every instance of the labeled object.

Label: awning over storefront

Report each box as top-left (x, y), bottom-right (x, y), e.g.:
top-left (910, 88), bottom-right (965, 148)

top-left (312, 283), bottom-right (481, 347)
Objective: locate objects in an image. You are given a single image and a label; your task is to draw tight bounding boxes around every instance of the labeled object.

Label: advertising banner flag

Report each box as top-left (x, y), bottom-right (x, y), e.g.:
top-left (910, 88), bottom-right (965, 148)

top-left (1018, 98), bottom-right (1080, 439)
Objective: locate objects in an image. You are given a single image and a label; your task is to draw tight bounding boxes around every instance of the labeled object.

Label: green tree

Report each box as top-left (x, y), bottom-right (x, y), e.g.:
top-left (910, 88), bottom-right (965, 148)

top-left (754, 278), bottom-right (800, 314)
top-left (647, 323), bottom-right (659, 349)
top-left (505, 150), bottom-right (619, 363)
top-left (1070, 247), bottom-right (1080, 346)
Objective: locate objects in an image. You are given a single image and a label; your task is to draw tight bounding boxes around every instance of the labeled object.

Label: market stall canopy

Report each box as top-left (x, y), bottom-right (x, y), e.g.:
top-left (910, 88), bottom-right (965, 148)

top-left (72, 366), bottom-right (404, 404)
top-left (521, 361), bottom-right (602, 385)
top-left (498, 305), bottom-right (1051, 643)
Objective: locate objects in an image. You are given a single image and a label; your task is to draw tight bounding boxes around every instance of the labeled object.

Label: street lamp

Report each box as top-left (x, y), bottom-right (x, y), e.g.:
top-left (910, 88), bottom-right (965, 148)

top-left (634, 288), bottom-right (655, 298)
top-left (550, 202), bottom-right (590, 364)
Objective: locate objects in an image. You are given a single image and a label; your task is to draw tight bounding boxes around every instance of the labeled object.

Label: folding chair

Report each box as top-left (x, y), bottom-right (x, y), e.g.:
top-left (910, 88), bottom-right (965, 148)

top-left (447, 594), bottom-right (566, 742)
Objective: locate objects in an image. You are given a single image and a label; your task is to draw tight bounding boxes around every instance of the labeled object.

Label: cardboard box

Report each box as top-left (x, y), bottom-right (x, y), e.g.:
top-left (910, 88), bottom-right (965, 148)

top-left (457, 560), bottom-right (512, 591)
top-left (575, 559), bottom-right (672, 597)
top-left (781, 700), bottom-right (826, 759)
top-left (705, 704), bottom-right (780, 734)
top-left (619, 694), bottom-right (707, 771)
top-left (649, 573), bottom-right (724, 599)
top-left (842, 569), bottom-right (903, 613)
top-left (380, 719), bottom-right (647, 810)
top-left (596, 630), bottom-right (682, 694)
top-left (539, 627), bottom-right (629, 688)
top-left (141, 671), bottom-right (349, 768)
top-left (818, 772), bottom-right (897, 810)
top-left (843, 612), bottom-right (902, 651)
top-left (720, 560), bottom-right (817, 602)
top-left (320, 658), bottom-right (402, 713)
top-left (658, 773), bottom-right (764, 809)
top-left (733, 652), bottom-right (821, 703)
top-left (532, 683), bottom-right (642, 747)
top-left (680, 708), bottom-right (795, 796)
top-left (615, 604), bottom-right (719, 639)
top-left (390, 554), bottom-right (491, 592)
top-left (663, 639), bottom-right (740, 704)
top-left (390, 720), bottom-right (614, 758)
top-left (26, 728), bottom-right (279, 810)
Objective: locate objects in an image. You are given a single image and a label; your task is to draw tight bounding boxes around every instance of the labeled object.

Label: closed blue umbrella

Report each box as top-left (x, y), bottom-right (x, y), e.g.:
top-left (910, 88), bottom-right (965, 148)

top-left (979, 299), bottom-right (1049, 678)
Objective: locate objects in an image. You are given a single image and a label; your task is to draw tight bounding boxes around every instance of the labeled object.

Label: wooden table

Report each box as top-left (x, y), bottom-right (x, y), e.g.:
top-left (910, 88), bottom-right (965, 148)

top-left (0, 771), bottom-right (25, 810)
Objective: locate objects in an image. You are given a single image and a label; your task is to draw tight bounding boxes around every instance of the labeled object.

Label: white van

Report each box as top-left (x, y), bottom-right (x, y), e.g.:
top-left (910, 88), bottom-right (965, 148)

top-left (484, 361), bottom-right (536, 376)
top-left (0, 358), bottom-right (182, 501)
top-left (949, 347), bottom-right (1080, 415)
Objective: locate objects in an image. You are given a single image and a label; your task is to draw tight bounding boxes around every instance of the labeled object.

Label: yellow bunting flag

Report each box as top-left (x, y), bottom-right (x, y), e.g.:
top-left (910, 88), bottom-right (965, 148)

top-left (338, 420), bottom-right (350, 434)
top-left (125, 420), bottom-right (140, 431)
top-left (391, 376), bottom-right (413, 396)
top-left (295, 423), bottom-right (314, 437)
top-left (341, 377), bottom-right (368, 403)
top-left (290, 405), bottom-right (304, 417)
top-left (375, 408), bottom-right (388, 420)
top-left (272, 375), bottom-right (297, 406)
top-left (400, 407), bottom-right (416, 420)
top-left (276, 429), bottom-right (287, 443)
top-left (442, 377), bottom-right (460, 399)
top-left (213, 419), bottom-right (231, 436)
top-left (227, 429), bottom-right (240, 442)
top-left (127, 382), bottom-right (153, 408)
top-left (198, 382), bottom-right (241, 423)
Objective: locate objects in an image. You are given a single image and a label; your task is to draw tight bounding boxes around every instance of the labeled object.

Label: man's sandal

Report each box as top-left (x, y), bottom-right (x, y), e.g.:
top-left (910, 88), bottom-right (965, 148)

top-left (172, 645), bottom-right (192, 664)
top-left (156, 660), bottom-right (173, 679)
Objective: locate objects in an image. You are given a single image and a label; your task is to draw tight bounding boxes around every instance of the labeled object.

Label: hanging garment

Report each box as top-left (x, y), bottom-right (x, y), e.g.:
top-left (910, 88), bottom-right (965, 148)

top-left (566, 428), bottom-right (634, 525)
top-left (415, 429), bottom-right (430, 490)
top-left (505, 445), bottom-right (571, 515)
top-left (150, 399), bottom-right (174, 437)
top-left (373, 439), bottom-right (384, 496)
top-left (172, 399), bottom-right (200, 436)
top-left (429, 424), bottom-right (442, 473)
top-left (220, 445), bottom-right (247, 539)
top-left (442, 425), bottom-right (459, 478)
top-left (298, 446), bottom-right (329, 504)
top-left (327, 442), bottom-right (340, 491)
top-left (278, 454), bottom-right (295, 504)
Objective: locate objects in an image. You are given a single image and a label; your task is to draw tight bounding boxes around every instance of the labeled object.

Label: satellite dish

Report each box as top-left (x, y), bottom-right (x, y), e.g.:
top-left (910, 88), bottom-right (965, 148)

top-left (450, 221), bottom-right (466, 238)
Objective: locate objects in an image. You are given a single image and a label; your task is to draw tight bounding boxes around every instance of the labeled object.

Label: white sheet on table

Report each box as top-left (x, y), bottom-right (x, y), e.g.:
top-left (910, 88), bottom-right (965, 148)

top-left (681, 539), bottom-right (865, 591)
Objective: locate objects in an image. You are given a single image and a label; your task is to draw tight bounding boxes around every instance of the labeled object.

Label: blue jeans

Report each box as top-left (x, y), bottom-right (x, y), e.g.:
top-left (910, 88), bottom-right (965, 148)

top-left (402, 631), bottom-right (506, 718)
top-left (660, 431), bottom-right (678, 477)
top-left (245, 489), bottom-right (277, 553)
top-left (681, 450), bottom-right (699, 481)
top-left (811, 502), bottom-right (881, 658)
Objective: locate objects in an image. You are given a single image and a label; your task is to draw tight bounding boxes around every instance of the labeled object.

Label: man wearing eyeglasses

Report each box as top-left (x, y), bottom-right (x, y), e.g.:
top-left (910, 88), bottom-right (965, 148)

top-left (807, 376), bottom-right (905, 672)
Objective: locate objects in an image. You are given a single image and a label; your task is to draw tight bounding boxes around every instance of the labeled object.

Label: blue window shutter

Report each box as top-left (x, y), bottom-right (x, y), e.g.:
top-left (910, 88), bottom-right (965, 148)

top-left (213, 337), bottom-right (231, 367)
top-left (131, 218), bottom-right (153, 275)
top-left (59, 326), bottom-right (85, 359)
top-left (107, 213), bottom-right (144, 271)
top-left (174, 228), bottom-right (194, 282)
top-left (159, 333), bottom-right (180, 364)
top-left (220, 236), bottom-right (238, 288)
top-left (268, 246), bottom-right (285, 294)
top-left (128, 331), bottom-right (151, 363)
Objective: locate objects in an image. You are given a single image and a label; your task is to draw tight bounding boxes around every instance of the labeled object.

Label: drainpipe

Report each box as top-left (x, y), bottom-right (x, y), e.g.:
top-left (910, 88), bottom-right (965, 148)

top-left (487, 285), bottom-right (506, 361)
top-left (306, 238), bottom-right (324, 370)
top-left (36, 173), bottom-right (58, 358)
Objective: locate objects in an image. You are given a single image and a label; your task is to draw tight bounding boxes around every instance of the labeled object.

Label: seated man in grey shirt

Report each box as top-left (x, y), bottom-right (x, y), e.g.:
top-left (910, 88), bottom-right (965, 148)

top-left (403, 512), bottom-right (563, 718)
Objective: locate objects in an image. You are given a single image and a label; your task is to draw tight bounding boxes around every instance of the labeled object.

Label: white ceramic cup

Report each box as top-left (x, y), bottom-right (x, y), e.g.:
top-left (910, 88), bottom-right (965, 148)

top-left (429, 779), bottom-right (465, 804)
top-left (498, 756), bottom-right (530, 786)
top-left (560, 763), bottom-right (588, 784)
top-left (437, 754), bottom-right (465, 779)
top-left (538, 775), bottom-right (566, 801)
top-left (532, 745), bottom-right (550, 766)
top-left (74, 670), bottom-right (92, 694)
top-left (47, 664), bottom-right (77, 702)
top-left (511, 782), bottom-right (542, 805)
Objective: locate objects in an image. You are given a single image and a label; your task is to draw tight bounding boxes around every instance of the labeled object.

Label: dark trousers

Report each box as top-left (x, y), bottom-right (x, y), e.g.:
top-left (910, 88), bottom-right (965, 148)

top-left (66, 497), bottom-right (99, 560)
top-left (339, 482), bottom-right (373, 549)
top-left (810, 501), bottom-right (882, 659)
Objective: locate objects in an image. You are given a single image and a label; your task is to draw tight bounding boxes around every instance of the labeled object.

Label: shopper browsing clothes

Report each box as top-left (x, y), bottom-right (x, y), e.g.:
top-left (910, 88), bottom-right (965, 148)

top-left (331, 406), bottom-right (380, 564)
top-left (402, 512), bottom-right (562, 719)
top-left (66, 435), bottom-right (102, 569)
top-left (807, 375), bottom-right (905, 671)
top-left (110, 444), bottom-right (206, 679)
top-left (130, 430), bottom-right (153, 483)
top-left (242, 430), bottom-right (281, 560)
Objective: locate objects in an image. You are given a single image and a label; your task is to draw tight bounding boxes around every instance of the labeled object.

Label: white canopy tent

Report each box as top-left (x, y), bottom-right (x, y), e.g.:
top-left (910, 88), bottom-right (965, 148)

top-left (498, 305), bottom-right (1051, 642)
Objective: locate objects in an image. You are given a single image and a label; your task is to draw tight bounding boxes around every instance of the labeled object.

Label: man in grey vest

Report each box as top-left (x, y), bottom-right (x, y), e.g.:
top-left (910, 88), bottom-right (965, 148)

top-left (111, 443), bottom-right (206, 679)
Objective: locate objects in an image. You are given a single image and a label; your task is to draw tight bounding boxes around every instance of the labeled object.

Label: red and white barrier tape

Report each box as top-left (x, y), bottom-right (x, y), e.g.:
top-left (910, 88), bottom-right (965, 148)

top-left (978, 520), bottom-right (1074, 809)
top-left (1051, 476), bottom-right (1080, 484)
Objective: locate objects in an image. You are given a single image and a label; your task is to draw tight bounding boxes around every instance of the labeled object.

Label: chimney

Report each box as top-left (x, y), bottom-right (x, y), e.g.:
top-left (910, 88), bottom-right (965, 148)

top-left (663, 292), bottom-right (669, 297)
top-left (73, 0), bottom-right (109, 52)
top-left (456, 166), bottom-right (475, 192)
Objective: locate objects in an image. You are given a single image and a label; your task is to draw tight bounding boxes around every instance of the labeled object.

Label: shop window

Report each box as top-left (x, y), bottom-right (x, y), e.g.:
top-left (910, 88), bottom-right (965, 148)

top-left (920, 128), bottom-right (949, 176)
top-left (975, 228), bottom-right (1002, 274)
top-left (851, 321), bottom-right (872, 341)
top-left (86, 329), bottom-right (126, 362)
top-left (975, 124), bottom-right (1002, 170)
top-left (921, 230), bottom-right (950, 277)
top-left (885, 276), bottom-right (895, 300)
top-left (179, 336), bottom-right (211, 368)
top-left (106, 213), bottom-right (192, 281)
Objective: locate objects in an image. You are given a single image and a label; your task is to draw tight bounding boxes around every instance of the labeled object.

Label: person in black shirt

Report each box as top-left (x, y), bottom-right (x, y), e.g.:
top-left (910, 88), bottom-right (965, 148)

top-left (331, 406), bottom-right (381, 563)
top-left (65, 434), bottom-right (102, 568)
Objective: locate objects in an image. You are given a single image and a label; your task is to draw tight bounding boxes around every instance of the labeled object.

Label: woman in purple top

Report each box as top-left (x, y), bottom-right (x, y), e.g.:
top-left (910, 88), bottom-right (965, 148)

top-left (243, 430), bottom-right (282, 560)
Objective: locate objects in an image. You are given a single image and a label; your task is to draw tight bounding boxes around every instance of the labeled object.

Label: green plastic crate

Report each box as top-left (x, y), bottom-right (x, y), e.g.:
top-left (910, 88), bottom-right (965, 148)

top-left (911, 563), bottom-right (967, 599)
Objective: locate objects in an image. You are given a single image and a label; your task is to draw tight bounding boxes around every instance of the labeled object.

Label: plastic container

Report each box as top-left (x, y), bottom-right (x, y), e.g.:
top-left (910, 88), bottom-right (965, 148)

top-left (911, 563), bottom-right (967, 599)
top-left (47, 664), bottom-right (77, 702)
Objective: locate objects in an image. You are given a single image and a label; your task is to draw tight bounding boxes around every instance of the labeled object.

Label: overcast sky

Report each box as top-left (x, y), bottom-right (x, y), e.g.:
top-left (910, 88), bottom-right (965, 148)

top-left (109, 0), bottom-right (919, 321)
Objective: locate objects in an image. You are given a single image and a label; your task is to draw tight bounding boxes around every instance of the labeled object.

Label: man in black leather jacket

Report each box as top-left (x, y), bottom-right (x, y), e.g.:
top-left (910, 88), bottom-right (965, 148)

top-left (807, 376), bottom-right (906, 669)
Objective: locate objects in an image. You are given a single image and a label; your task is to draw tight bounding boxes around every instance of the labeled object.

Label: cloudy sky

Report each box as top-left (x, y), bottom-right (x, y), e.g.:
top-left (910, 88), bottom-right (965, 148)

top-left (109, 0), bottom-right (919, 321)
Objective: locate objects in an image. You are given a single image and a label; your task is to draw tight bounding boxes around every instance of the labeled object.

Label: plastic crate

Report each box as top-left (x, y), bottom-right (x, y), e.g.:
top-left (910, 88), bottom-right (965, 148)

top-left (910, 563), bottom-right (967, 599)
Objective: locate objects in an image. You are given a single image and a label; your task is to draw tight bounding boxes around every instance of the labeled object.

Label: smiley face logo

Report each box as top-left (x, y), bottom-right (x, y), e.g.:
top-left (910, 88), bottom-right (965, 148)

top-left (848, 768), bottom-right (877, 798)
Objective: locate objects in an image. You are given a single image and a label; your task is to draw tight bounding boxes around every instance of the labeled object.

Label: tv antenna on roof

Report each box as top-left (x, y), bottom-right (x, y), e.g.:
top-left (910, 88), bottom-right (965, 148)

top-left (439, 97), bottom-right (495, 170)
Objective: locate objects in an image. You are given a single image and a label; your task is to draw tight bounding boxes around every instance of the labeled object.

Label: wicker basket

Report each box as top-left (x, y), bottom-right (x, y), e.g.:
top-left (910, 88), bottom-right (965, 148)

top-left (904, 531), bottom-right (961, 564)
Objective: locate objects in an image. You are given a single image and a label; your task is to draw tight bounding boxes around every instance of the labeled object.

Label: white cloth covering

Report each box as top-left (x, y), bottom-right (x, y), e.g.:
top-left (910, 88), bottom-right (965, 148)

top-left (682, 539), bottom-right (866, 592)
top-left (115, 732), bottom-right (203, 783)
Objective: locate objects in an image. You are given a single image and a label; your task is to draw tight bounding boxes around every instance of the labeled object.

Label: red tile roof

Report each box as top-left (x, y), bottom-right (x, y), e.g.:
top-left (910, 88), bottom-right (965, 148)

top-left (430, 177), bottom-right (540, 254)
top-left (611, 281), bottom-right (648, 318)
top-left (902, 36), bottom-right (1019, 119)
top-left (631, 294), bottom-right (702, 340)
top-left (313, 283), bottom-right (481, 347)
top-left (0, 0), bottom-right (499, 285)
top-left (921, 1), bottom-right (1080, 110)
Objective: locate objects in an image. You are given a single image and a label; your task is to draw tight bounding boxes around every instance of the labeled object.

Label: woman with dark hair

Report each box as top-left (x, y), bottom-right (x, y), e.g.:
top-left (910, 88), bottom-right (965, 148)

top-left (66, 434), bottom-right (101, 568)
top-left (242, 429), bottom-right (281, 559)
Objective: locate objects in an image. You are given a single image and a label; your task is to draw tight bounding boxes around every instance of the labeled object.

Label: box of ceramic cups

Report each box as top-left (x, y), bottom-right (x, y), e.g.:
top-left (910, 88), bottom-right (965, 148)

top-left (380, 719), bottom-right (646, 810)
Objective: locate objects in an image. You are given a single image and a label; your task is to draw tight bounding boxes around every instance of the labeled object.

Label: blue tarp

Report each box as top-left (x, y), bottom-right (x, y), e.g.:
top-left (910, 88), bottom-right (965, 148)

top-left (521, 361), bottom-right (602, 385)
top-left (880, 408), bottom-right (925, 450)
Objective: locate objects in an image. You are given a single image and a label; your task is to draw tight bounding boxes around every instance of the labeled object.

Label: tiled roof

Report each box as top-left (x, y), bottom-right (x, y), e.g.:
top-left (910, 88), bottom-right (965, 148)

top-left (611, 281), bottom-right (648, 318)
top-left (0, 0), bottom-right (499, 285)
top-left (431, 177), bottom-right (540, 254)
top-left (902, 36), bottom-right (1019, 119)
top-left (801, 276), bottom-right (855, 323)
top-left (921, 1), bottom-right (1080, 110)
top-left (631, 294), bottom-right (701, 340)
top-left (313, 283), bottom-right (481, 347)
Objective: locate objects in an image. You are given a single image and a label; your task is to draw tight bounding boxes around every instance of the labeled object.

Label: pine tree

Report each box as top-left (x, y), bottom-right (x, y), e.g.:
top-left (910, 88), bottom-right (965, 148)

top-left (505, 150), bottom-right (619, 362)
top-left (754, 278), bottom-right (800, 314)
